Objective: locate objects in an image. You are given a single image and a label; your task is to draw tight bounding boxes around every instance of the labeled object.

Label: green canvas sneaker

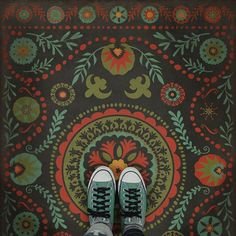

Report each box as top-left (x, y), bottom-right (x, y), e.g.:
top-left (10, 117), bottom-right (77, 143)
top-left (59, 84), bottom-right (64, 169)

top-left (87, 166), bottom-right (116, 229)
top-left (118, 167), bottom-right (147, 232)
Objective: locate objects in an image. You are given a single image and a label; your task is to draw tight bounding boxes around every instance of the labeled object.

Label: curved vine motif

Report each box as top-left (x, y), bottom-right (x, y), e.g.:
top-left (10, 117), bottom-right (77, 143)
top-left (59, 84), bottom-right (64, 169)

top-left (169, 185), bottom-right (210, 230)
top-left (73, 48), bottom-right (101, 85)
top-left (24, 58), bottom-right (54, 75)
top-left (154, 31), bottom-right (210, 56)
top-left (183, 58), bottom-right (213, 74)
top-left (216, 190), bottom-right (234, 236)
top-left (26, 184), bottom-right (67, 229)
top-left (130, 46), bottom-right (164, 84)
top-left (169, 110), bottom-right (210, 155)
top-left (1, 191), bottom-right (16, 236)
top-left (1, 75), bottom-right (19, 149)
top-left (26, 109), bottom-right (67, 154)
top-left (217, 74), bottom-right (233, 113)
top-left (27, 31), bottom-right (83, 56)
top-left (217, 74), bottom-right (234, 148)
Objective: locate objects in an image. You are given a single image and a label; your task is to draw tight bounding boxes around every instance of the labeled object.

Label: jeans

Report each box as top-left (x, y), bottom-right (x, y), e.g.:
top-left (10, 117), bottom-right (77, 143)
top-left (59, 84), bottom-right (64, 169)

top-left (84, 223), bottom-right (145, 236)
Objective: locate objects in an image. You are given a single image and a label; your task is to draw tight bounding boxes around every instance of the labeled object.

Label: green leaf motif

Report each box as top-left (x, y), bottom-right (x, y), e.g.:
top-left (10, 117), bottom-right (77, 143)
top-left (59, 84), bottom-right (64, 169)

top-left (27, 31), bottom-right (83, 57)
top-left (219, 114), bottom-right (234, 148)
top-left (26, 185), bottom-right (67, 229)
top-left (183, 58), bottom-right (213, 75)
top-left (154, 31), bottom-right (209, 56)
top-left (1, 191), bottom-right (16, 236)
top-left (217, 74), bottom-right (233, 113)
top-left (101, 152), bottom-right (112, 163)
top-left (168, 111), bottom-right (210, 155)
top-left (26, 109), bottom-right (67, 154)
top-left (126, 152), bottom-right (137, 162)
top-left (217, 190), bottom-right (234, 236)
top-left (116, 145), bottom-right (123, 158)
top-left (1, 75), bottom-right (19, 149)
top-left (130, 46), bottom-right (164, 85)
top-left (169, 186), bottom-right (210, 230)
top-left (24, 58), bottom-right (54, 75)
top-left (73, 47), bottom-right (104, 85)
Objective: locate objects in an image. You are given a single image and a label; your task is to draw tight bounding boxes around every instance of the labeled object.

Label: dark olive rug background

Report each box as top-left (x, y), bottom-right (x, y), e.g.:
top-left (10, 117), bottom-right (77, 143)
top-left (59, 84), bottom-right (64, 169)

top-left (0, 1), bottom-right (236, 236)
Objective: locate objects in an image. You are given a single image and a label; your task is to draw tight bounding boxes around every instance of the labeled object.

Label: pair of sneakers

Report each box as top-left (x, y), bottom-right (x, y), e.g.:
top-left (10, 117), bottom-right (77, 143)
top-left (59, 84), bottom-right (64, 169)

top-left (87, 166), bottom-right (147, 233)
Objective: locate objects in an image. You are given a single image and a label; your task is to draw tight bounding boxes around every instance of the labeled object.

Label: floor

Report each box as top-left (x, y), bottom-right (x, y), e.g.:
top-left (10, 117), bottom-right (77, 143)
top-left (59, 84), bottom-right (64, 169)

top-left (0, 1), bottom-right (235, 236)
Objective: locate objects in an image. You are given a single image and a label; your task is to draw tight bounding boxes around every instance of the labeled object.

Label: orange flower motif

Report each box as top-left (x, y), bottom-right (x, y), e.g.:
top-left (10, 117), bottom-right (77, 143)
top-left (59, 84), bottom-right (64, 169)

top-left (109, 159), bottom-right (128, 180)
top-left (141, 6), bottom-right (159, 24)
top-left (84, 136), bottom-right (153, 184)
top-left (101, 44), bottom-right (135, 75)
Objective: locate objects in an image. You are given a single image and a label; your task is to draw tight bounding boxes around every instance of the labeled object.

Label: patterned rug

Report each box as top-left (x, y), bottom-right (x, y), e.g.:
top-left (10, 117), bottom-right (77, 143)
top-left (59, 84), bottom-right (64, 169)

top-left (0, 1), bottom-right (235, 236)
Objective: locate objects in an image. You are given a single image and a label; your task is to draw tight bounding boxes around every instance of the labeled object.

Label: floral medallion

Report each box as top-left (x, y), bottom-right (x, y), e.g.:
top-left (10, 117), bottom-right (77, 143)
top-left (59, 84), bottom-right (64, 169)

top-left (47, 6), bottom-right (65, 24)
top-left (16, 6), bottom-right (33, 23)
top-left (204, 6), bottom-right (222, 24)
top-left (78, 6), bottom-right (96, 24)
top-left (197, 216), bottom-right (222, 236)
top-left (51, 105), bottom-right (184, 233)
top-left (13, 97), bottom-right (40, 123)
top-left (172, 6), bottom-right (190, 24)
top-left (10, 153), bottom-right (42, 185)
top-left (160, 82), bottom-right (185, 106)
top-left (10, 38), bottom-right (37, 65)
top-left (13, 212), bottom-right (40, 236)
top-left (110, 6), bottom-right (128, 24)
top-left (141, 6), bottom-right (159, 24)
top-left (50, 83), bottom-right (76, 107)
top-left (101, 43), bottom-right (135, 75)
top-left (194, 154), bottom-right (227, 187)
top-left (200, 38), bottom-right (227, 65)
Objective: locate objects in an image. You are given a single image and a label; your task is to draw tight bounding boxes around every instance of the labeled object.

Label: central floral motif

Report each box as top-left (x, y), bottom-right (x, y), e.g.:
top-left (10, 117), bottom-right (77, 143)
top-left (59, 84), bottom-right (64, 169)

top-left (83, 136), bottom-right (153, 183)
top-left (53, 107), bottom-right (182, 226)
top-left (101, 43), bottom-right (135, 75)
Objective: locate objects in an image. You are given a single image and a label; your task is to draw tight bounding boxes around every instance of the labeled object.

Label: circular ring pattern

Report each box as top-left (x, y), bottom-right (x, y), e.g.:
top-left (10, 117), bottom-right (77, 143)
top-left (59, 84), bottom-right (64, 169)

top-left (78, 6), bottom-right (96, 24)
top-left (51, 105), bottom-right (184, 232)
top-left (110, 6), bottom-right (128, 24)
top-left (200, 38), bottom-right (227, 65)
top-left (13, 96), bottom-right (40, 123)
top-left (16, 6), bottom-right (33, 23)
top-left (141, 6), bottom-right (159, 24)
top-left (10, 38), bottom-right (37, 65)
top-left (50, 83), bottom-right (76, 107)
top-left (47, 6), bottom-right (65, 24)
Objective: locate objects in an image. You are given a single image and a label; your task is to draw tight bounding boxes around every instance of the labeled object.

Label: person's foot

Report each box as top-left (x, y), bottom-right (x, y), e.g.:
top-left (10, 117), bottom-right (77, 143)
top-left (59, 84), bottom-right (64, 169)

top-left (118, 167), bottom-right (147, 233)
top-left (87, 166), bottom-right (116, 229)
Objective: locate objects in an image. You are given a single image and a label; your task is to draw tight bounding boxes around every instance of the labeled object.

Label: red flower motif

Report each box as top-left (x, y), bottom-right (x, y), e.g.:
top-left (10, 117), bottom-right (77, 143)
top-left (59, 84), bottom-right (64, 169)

top-left (194, 154), bottom-right (227, 187)
top-left (84, 136), bottom-right (152, 183)
top-left (204, 6), bottom-right (221, 24)
top-left (101, 44), bottom-right (135, 75)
